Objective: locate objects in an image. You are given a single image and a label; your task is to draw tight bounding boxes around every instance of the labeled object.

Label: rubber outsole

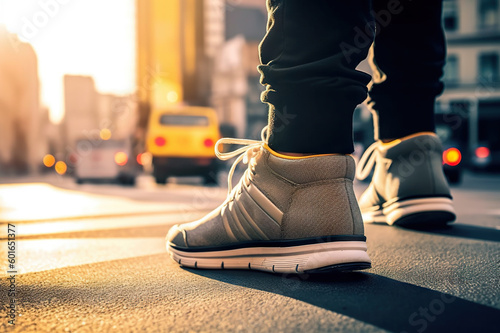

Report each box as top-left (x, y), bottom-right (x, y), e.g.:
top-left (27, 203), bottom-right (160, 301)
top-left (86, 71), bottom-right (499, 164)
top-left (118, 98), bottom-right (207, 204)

top-left (305, 262), bottom-right (372, 274)
top-left (362, 197), bottom-right (456, 227)
top-left (167, 241), bottom-right (371, 274)
top-left (393, 211), bottom-right (456, 228)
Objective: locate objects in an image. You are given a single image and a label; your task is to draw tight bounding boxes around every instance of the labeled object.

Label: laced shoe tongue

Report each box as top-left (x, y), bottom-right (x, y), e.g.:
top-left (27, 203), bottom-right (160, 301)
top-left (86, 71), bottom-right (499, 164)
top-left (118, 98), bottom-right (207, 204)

top-left (356, 141), bottom-right (381, 181)
top-left (215, 126), bottom-right (269, 196)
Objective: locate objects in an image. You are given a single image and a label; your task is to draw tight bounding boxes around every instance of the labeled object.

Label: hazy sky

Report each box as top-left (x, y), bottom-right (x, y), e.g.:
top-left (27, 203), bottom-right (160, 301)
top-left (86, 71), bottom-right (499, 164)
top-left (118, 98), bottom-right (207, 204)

top-left (0, 0), bottom-right (136, 123)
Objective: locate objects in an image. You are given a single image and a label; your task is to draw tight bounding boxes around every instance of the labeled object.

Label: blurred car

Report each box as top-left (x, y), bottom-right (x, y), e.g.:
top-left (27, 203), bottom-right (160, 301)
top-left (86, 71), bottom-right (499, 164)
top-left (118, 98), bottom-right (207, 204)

top-left (436, 125), bottom-right (463, 184)
top-left (73, 139), bottom-right (140, 185)
top-left (146, 106), bottom-right (221, 184)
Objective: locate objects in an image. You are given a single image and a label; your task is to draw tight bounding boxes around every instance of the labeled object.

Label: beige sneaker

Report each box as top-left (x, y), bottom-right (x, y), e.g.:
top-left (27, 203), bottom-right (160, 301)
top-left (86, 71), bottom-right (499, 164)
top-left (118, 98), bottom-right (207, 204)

top-left (166, 129), bottom-right (371, 273)
top-left (356, 132), bottom-right (456, 227)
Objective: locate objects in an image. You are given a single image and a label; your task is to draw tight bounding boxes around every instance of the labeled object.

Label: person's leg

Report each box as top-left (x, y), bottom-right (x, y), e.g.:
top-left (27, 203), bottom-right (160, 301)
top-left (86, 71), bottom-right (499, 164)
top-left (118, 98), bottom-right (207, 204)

top-left (357, 0), bottom-right (455, 227)
top-left (259, 0), bottom-right (373, 154)
top-left (166, 0), bottom-right (374, 273)
top-left (369, 0), bottom-right (446, 140)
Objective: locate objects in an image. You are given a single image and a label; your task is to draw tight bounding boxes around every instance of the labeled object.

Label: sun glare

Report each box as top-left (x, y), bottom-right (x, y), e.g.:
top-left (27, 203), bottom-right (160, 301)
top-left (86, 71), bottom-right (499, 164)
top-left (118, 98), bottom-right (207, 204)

top-left (0, 0), bottom-right (136, 124)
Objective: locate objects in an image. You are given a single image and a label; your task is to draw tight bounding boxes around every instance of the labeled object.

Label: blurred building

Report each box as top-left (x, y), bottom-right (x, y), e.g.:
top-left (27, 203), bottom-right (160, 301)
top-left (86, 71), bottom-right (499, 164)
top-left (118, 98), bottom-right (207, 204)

top-left (212, 35), bottom-right (255, 138)
top-left (212, 2), bottom-right (267, 138)
top-left (439, 0), bottom-right (500, 164)
top-left (136, 0), bottom-right (210, 128)
top-left (0, 25), bottom-right (41, 174)
top-left (135, 0), bottom-right (267, 139)
top-left (441, 0), bottom-right (500, 99)
top-left (40, 106), bottom-right (61, 162)
top-left (63, 76), bottom-right (99, 148)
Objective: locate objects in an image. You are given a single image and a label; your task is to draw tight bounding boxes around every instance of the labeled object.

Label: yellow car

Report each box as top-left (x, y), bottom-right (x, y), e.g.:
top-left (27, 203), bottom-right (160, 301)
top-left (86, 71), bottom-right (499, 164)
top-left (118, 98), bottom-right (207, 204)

top-left (146, 106), bottom-right (221, 184)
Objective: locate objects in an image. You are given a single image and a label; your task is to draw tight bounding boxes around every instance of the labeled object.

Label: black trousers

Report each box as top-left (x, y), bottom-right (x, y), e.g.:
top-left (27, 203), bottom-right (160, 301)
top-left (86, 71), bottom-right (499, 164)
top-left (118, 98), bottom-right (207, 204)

top-left (258, 0), bottom-right (446, 154)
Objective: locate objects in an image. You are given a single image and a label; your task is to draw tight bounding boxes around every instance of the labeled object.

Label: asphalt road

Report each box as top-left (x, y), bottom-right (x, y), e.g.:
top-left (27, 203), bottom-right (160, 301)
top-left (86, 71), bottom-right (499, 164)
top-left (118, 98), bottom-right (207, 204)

top-left (0, 172), bottom-right (499, 332)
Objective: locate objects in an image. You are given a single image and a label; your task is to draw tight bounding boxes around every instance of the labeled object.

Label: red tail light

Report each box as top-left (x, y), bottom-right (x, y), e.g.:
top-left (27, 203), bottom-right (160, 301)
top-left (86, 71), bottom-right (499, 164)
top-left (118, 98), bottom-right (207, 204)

top-left (204, 138), bottom-right (214, 148)
top-left (475, 146), bottom-right (490, 159)
top-left (155, 136), bottom-right (166, 147)
top-left (136, 153), bottom-right (144, 165)
top-left (443, 148), bottom-right (461, 166)
top-left (136, 152), bottom-right (152, 166)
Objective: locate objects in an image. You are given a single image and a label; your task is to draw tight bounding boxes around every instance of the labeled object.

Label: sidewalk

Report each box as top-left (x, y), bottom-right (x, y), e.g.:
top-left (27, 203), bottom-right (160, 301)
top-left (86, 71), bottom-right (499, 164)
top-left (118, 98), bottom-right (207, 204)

top-left (1, 221), bottom-right (498, 333)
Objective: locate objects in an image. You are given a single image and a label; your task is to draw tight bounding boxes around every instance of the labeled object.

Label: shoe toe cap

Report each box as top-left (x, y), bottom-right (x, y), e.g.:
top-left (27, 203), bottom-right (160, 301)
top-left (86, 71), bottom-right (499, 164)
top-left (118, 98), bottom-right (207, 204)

top-left (166, 225), bottom-right (188, 248)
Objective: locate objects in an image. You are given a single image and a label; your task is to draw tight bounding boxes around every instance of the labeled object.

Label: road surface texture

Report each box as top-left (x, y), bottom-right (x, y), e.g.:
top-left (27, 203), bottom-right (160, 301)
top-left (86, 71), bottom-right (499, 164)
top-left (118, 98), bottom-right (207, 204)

top-left (0, 172), bottom-right (499, 332)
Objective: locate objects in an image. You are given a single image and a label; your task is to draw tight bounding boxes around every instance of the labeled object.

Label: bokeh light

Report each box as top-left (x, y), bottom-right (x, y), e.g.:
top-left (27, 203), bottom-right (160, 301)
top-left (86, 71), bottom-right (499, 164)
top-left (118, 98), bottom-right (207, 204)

top-left (55, 161), bottom-right (67, 175)
top-left (100, 128), bottom-right (112, 140)
top-left (114, 152), bottom-right (128, 166)
top-left (136, 152), bottom-right (152, 166)
top-left (475, 146), bottom-right (490, 159)
top-left (443, 148), bottom-right (462, 166)
top-left (42, 154), bottom-right (55, 167)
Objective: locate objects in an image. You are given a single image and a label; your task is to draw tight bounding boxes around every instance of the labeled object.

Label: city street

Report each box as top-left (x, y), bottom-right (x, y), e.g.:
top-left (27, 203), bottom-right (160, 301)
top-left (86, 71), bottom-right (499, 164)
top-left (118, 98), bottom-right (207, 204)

top-left (2, 0), bottom-right (500, 332)
top-left (1, 172), bottom-right (499, 332)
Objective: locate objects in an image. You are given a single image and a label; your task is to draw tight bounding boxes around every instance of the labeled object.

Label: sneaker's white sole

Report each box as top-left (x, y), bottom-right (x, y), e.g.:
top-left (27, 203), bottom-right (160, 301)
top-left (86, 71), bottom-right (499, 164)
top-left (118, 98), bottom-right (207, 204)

top-left (362, 197), bottom-right (456, 227)
top-left (167, 241), bottom-right (371, 274)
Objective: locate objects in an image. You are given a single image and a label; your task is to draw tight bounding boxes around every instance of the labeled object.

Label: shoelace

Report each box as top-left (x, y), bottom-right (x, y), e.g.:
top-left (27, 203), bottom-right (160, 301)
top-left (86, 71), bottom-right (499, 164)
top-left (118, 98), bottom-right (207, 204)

top-left (355, 141), bottom-right (381, 181)
top-left (215, 126), bottom-right (269, 196)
